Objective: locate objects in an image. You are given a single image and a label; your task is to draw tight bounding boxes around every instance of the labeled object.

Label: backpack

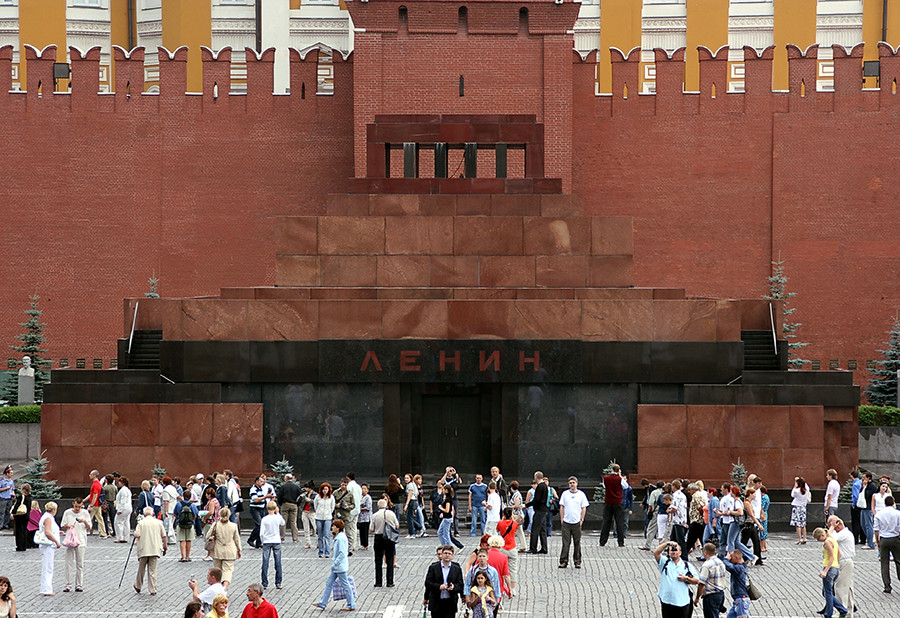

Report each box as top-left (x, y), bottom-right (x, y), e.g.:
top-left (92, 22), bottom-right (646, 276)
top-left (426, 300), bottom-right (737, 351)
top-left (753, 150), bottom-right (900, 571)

top-left (178, 501), bottom-right (195, 529)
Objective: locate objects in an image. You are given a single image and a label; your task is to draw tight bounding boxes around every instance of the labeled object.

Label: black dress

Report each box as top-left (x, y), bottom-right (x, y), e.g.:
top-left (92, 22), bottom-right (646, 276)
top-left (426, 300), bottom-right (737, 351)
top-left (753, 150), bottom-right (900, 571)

top-left (12, 492), bottom-right (30, 551)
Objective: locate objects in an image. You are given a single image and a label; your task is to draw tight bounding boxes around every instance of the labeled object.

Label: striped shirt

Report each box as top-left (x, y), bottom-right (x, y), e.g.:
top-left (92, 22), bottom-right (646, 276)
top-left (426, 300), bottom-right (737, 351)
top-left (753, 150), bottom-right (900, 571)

top-left (698, 556), bottom-right (728, 595)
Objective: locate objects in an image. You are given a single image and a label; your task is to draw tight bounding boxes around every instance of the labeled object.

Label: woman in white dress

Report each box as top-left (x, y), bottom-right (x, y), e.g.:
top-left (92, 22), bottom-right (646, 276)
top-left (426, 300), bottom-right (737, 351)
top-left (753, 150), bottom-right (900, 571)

top-left (114, 477), bottom-right (133, 542)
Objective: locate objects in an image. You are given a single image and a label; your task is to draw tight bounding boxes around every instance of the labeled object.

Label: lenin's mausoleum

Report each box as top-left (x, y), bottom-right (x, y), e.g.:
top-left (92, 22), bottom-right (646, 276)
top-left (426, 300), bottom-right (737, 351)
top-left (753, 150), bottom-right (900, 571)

top-left (3, 0), bottom-right (898, 485)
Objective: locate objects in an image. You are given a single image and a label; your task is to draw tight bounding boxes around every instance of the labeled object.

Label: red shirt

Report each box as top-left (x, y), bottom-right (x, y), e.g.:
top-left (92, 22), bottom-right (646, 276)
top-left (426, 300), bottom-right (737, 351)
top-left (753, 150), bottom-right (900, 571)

top-left (241, 599), bottom-right (279, 618)
top-left (89, 479), bottom-right (103, 507)
top-left (487, 549), bottom-right (511, 597)
top-left (603, 474), bottom-right (623, 505)
top-left (496, 519), bottom-right (518, 551)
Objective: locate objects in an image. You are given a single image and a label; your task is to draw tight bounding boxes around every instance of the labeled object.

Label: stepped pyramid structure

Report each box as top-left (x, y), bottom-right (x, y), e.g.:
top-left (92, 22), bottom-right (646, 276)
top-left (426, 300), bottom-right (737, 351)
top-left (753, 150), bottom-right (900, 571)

top-left (38, 0), bottom-right (862, 485)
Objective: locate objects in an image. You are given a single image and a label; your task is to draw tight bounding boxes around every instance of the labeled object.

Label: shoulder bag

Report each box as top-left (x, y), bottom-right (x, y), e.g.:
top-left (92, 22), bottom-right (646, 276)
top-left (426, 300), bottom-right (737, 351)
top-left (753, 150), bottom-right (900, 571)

top-left (384, 512), bottom-right (401, 544)
top-left (34, 522), bottom-right (52, 545)
top-left (204, 522), bottom-right (218, 553)
top-left (747, 572), bottom-right (762, 600)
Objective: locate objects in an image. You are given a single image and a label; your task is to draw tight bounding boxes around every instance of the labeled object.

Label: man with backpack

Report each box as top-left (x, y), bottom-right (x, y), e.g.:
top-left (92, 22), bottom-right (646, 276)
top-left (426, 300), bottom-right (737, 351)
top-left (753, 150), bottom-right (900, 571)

top-left (174, 497), bottom-right (200, 562)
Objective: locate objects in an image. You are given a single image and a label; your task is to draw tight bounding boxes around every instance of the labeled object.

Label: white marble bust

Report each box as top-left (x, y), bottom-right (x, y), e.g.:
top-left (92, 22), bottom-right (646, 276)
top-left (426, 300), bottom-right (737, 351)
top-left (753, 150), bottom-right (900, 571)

top-left (18, 355), bottom-right (34, 377)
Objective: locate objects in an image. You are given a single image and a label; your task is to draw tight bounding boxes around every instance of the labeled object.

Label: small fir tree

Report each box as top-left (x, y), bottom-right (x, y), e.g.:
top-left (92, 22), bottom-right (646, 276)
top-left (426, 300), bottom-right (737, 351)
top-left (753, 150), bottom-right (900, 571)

top-left (865, 316), bottom-right (900, 407)
top-left (21, 450), bottom-right (62, 499)
top-left (152, 463), bottom-right (167, 479)
top-left (2, 294), bottom-right (52, 403)
top-left (593, 459), bottom-right (617, 503)
top-left (145, 273), bottom-right (160, 299)
top-left (730, 459), bottom-right (747, 488)
top-left (763, 256), bottom-right (810, 369)
top-left (268, 456), bottom-right (294, 491)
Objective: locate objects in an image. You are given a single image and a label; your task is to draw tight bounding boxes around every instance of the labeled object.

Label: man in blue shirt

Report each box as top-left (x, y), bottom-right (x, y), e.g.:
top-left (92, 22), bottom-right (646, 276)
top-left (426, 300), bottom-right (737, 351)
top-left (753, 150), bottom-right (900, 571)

top-left (722, 549), bottom-right (751, 618)
top-left (312, 519), bottom-right (356, 611)
top-left (468, 474), bottom-right (488, 537)
top-left (849, 470), bottom-right (862, 545)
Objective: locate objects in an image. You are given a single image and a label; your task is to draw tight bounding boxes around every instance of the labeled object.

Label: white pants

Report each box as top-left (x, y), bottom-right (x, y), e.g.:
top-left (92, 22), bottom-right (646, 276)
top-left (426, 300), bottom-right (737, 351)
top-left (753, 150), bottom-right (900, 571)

top-left (65, 545), bottom-right (85, 588)
top-left (346, 512), bottom-right (358, 551)
top-left (115, 510), bottom-right (132, 541)
top-left (40, 544), bottom-right (56, 594)
top-left (656, 514), bottom-right (669, 540)
top-left (835, 558), bottom-right (854, 617)
top-left (486, 520), bottom-right (499, 536)
top-left (302, 510), bottom-right (316, 544)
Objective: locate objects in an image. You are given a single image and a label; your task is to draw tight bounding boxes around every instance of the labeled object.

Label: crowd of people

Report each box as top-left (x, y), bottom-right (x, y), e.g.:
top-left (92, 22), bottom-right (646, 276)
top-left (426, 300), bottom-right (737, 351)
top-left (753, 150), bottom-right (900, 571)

top-left (1, 462), bottom-right (899, 617)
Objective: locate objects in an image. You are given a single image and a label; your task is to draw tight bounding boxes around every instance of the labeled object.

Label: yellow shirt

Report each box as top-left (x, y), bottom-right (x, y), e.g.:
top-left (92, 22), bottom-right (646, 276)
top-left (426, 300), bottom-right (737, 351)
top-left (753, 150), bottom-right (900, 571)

top-left (822, 537), bottom-right (841, 569)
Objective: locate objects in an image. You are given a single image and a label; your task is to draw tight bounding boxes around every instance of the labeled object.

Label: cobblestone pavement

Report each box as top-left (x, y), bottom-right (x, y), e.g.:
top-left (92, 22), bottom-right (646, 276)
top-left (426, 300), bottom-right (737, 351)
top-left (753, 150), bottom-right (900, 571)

top-left (1, 527), bottom-right (898, 617)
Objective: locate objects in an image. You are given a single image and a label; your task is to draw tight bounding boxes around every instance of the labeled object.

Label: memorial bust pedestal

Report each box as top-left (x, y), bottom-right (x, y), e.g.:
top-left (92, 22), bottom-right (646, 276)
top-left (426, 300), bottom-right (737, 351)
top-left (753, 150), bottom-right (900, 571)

top-left (17, 356), bottom-right (35, 405)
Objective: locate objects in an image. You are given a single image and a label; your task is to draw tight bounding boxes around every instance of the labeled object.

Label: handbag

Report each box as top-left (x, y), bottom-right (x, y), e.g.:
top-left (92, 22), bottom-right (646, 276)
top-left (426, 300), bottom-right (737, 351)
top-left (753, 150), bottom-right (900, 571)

top-left (747, 573), bottom-right (762, 600)
top-left (15, 501), bottom-right (27, 516)
top-left (332, 575), bottom-right (357, 601)
top-left (384, 520), bottom-right (401, 544)
top-left (204, 523), bottom-right (218, 553)
top-left (34, 525), bottom-right (52, 545)
top-left (62, 526), bottom-right (80, 548)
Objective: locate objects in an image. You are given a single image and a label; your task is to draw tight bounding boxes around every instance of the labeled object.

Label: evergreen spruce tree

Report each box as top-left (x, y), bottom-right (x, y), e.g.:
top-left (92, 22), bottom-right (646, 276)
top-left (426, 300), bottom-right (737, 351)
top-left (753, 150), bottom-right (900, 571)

top-left (763, 256), bottom-right (810, 369)
top-left (145, 273), bottom-right (160, 299)
top-left (152, 463), bottom-right (167, 479)
top-left (2, 294), bottom-right (52, 403)
top-left (21, 450), bottom-right (62, 499)
top-left (730, 459), bottom-right (747, 488)
top-left (269, 457), bottom-right (294, 492)
top-left (865, 316), bottom-right (900, 406)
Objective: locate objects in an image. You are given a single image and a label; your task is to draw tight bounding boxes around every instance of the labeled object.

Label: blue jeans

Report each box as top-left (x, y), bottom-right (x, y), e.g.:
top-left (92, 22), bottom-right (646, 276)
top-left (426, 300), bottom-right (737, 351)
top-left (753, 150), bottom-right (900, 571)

top-left (439, 518), bottom-right (452, 546)
top-left (720, 522), bottom-right (754, 562)
top-left (726, 596), bottom-right (750, 618)
top-left (230, 505), bottom-right (240, 524)
top-left (261, 543), bottom-right (282, 587)
top-left (701, 590), bottom-right (725, 618)
top-left (316, 519), bottom-right (331, 557)
top-left (318, 570), bottom-right (355, 609)
top-left (860, 509), bottom-right (875, 547)
top-left (821, 567), bottom-right (847, 618)
top-left (406, 501), bottom-right (422, 536)
top-left (470, 505), bottom-right (485, 535)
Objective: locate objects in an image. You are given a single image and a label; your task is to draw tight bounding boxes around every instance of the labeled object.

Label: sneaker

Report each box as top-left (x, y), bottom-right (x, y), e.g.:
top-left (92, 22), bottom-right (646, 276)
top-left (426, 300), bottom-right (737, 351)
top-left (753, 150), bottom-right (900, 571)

top-left (276, 584), bottom-right (282, 590)
top-left (406, 535), bottom-right (415, 539)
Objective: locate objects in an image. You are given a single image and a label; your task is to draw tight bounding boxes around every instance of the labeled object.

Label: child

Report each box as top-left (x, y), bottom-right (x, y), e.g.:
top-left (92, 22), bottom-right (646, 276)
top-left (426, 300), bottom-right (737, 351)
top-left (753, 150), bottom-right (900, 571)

top-left (27, 500), bottom-right (42, 548)
top-left (467, 570), bottom-right (497, 618)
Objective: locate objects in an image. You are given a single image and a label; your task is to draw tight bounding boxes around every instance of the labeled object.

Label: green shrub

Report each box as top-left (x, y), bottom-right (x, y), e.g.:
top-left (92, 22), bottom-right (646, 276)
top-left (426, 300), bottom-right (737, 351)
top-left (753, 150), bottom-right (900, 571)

top-left (0, 404), bottom-right (41, 423)
top-left (859, 405), bottom-right (900, 427)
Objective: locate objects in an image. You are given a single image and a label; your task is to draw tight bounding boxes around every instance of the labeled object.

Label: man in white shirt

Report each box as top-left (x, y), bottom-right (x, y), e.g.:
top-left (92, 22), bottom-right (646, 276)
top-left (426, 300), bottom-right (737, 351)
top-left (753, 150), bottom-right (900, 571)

top-left (189, 567), bottom-right (227, 614)
top-left (485, 482), bottom-right (502, 536)
top-left (558, 476), bottom-right (589, 569)
top-left (826, 516), bottom-right (856, 616)
top-left (874, 495), bottom-right (900, 594)
top-left (824, 469), bottom-right (841, 522)
top-left (346, 472), bottom-right (363, 552)
top-left (260, 501), bottom-right (285, 590)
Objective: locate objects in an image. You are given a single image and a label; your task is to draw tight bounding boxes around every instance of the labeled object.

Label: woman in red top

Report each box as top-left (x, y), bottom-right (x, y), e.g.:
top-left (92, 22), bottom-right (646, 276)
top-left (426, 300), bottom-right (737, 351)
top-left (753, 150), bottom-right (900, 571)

top-left (495, 508), bottom-right (519, 596)
top-left (487, 536), bottom-right (512, 599)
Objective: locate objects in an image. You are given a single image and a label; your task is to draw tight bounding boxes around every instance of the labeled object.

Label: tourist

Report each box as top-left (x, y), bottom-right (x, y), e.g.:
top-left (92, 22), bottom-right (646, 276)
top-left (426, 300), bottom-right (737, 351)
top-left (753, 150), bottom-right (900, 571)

top-left (722, 549), bottom-right (751, 618)
top-left (384, 474), bottom-right (403, 519)
top-left (225, 470), bottom-right (242, 525)
top-left (685, 483), bottom-right (707, 558)
top-left (558, 475), bottom-right (589, 569)
top-left (739, 487), bottom-right (764, 566)
top-left (357, 483), bottom-right (371, 550)
top-left (189, 567), bottom-right (227, 615)
top-left (38, 501), bottom-right (61, 596)
top-left (0, 576), bottom-right (16, 618)
top-left (484, 482), bottom-right (501, 536)
top-left (465, 570), bottom-right (496, 618)
top-left (215, 474), bottom-right (230, 523)
top-left (441, 467), bottom-right (462, 536)
top-left (813, 527), bottom-right (849, 618)
top-left (404, 473), bottom-right (423, 538)
top-left (333, 479), bottom-right (356, 538)
top-left (249, 475), bottom-right (275, 550)
top-left (642, 481), bottom-right (665, 550)
top-left (693, 543), bottom-right (727, 618)
top-left (27, 500), bottom-right (42, 548)
top-left (490, 467), bottom-right (507, 507)
top-left (240, 583), bottom-right (279, 617)
top-left (190, 474), bottom-right (205, 536)
top-left (486, 536), bottom-right (511, 598)
top-left (207, 593), bottom-right (229, 618)
top-left (101, 473), bottom-right (118, 539)
top-left (791, 476), bottom-right (812, 544)
top-left (174, 492), bottom-right (200, 561)
top-left (657, 492), bottom-right (673, 542)
top-left (599, 464), bottom-right (627, 546)
top-left (0, 465), bottom-right (15, 531)
top-left (12, 482), bottom-right (31, 552)
top-left (301, 481), bottom-right (318, 549)
top-left (84, 469), bottom-right (107, 537)
top-left (668, 480), bottom-right (689, 554)
top-left (346, 472), bottom-right (363, 553)
top-left (759, 485), bottom-right (770, 553)
top-left (873, 480), bottom-right (892, 516)
top-left (824, 469), bottom-right (841, 522)
top-left (413, 475), bottom-right (427, 533)
top-left (826, 516), bottom-right (855, 616)
top-left (276, 474), bottom-right (301, 544)
top-left (508, 481), bottom-right (526, 551)
top-left (495, 508), bottom-right (519, 595)
top-left (210, 506), bottom-right (242, 589)
top-left (849, 470), bottom-right (863, 545)
top-left (702, 487), bottom-right (720, 545)
top-left (183, 601), bottom-right (203, 618)
top-left (161, 476), bottom-right (180, 543)
top-left (136, 480), bottom-right (154, 519)
top-left (437, 485), bottom-right (458, 548)
top-left (874, 495), bottom-right (900, 594)
top-left (526, 471), bottom-right (549, 554)
top-left (424, 545), bottom-right (464, 618)
top-left (524, 479), bottom-right (537, 535)
top-left (202, 485), bottom-right (222, 560)
top-left (312, 519), bottom-right (356, 611)
top-left (60, 497), bottom-right (91, 592)
top-left (543, 477), bottom-right (559, 538)
top-left (370, 498), bottom-right (399, 587)
top-left (259, 501), bottom-right (285, 590)
top-left (314, 483), bottom-right (336, 558)
top-left (151, 476), bottom-right (163, 518)
top-left (114, 476), bottom-right (133, 543)
top-left (133, 506), bottom-right (167, 595)
top-left (859, 472), bottom-right (876, 549)
top-left (652, 540), bottom-right (695, 618)
top-left (463, 548), bottom-right (502, 601)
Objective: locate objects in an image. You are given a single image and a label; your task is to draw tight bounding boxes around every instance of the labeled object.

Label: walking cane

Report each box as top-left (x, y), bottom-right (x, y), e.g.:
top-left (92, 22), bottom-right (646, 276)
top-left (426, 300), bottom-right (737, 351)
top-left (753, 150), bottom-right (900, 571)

top-left (118, 535), bottom-right (137, 588)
